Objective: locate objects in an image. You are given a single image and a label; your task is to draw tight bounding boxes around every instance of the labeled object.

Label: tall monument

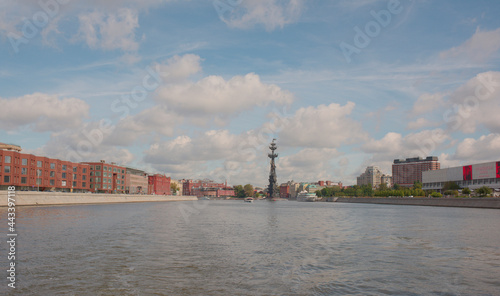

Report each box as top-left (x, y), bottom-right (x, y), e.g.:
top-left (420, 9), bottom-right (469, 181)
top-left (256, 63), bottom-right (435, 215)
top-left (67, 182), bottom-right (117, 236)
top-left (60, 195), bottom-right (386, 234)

top-left (267, 139), bottom-right (280, 199)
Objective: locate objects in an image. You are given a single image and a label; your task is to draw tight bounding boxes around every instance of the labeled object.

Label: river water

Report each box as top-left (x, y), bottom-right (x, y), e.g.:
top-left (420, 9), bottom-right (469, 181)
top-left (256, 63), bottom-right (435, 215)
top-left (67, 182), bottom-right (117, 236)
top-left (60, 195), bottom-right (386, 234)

top-left (1, 200), bottom-right (499, 295)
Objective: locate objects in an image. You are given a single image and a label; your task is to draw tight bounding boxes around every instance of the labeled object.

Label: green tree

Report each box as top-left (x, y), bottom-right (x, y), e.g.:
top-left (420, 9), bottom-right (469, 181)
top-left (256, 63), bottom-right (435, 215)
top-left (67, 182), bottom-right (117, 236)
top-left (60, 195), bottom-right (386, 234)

top-left (393, 183), bottom-right (401, 190)
top-left (476, 186), bottom-right (492, 197)
top-left (243, 184), bottom-right (254, 197)
top-left (430, 191), bottom-right (442, 198)
top-left (413, 181), bottom-right (422, 190)
top-left (462, 187), bottom-right (471, 195)
top-left (378, 182), bottom-right (388, 191)
top-left (234, 185), bottom-right (245, 198)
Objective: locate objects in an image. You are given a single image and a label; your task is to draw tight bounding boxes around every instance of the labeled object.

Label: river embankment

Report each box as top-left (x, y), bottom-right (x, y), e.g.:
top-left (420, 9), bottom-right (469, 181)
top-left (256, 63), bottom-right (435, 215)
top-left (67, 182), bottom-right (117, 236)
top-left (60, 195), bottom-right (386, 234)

top-left (0, 191), bottom-right (197, 207)
top-left (329, 197), bottom-right (500, 209)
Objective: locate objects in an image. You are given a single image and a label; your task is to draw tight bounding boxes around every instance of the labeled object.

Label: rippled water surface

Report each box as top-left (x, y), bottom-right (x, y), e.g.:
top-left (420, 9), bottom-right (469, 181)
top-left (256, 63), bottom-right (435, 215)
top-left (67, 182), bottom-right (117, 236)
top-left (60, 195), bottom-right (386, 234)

top-left (1, 200), bottom-right (499, 295)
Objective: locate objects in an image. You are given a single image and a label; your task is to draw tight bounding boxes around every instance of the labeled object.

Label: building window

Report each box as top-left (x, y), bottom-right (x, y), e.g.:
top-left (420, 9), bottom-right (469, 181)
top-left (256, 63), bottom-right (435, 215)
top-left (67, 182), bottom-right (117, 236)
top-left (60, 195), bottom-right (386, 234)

top-left (36, 178), bottom-right (42, 185)
top-left (73, 181), bottom-right (77, 187)
top-left (37, 161), bottom-right (42, 167)
top-left (113, 168), bottom-right (117, 173)
top-left (90, 166), bottom-right (94, 170)
top-left (21, 177), bottom-right (27, 184)
top-left (5, 166), bottom-right (11, 173)
top-left (50, 163), bottom-right (55, 169)
top-left (90, 178), bottom-right (93, 182)
top-left (73, 174), bottom-right (77, 180)
top-left (62, 180), bottom-right (67, 186)
top-left (103, 172), bottom-right (107, 177)
top-left (50, 171), bottom-right (55, 177)
top-left (82, 182), bottom-right (86, 187)
top-left (82, 175), bottom-right (86, 181)
top-left (73, 167), bottom-right (77, 173)
top-left (96, 184), bottom-right (101, 189)
top-left (108, 167), bottom-right (112, 172)
top-left (22, 159), bottom-right (27, 166)
top-left (4, 176), bottom-right (10, 183)
top-left (103, 166), bottom-right (107, 171)
top-left (62, 173), bottom-right (67, 179)
top-left (21, 168), bottom-right (27, 175)
top-left (96, 166), bottom-right (101, 170)
top-left (5, 156), bottom-right (11, 163)
top-left (103, 184), bottom-right (107, 189)
top-left (50, 180), bottom-right (55, 186)
top-left (62, 165), bottom-right (67, 171)
top-left (95, 172), bottom-right (101, 177)
top-left (95, 178), bottom-right (101, 183)
top-left (90, 184), bottom-right (93, 189)
top-left (121, 170), bottom-right (125, 174)
top-left (82, 168), bottom-right (87, 174)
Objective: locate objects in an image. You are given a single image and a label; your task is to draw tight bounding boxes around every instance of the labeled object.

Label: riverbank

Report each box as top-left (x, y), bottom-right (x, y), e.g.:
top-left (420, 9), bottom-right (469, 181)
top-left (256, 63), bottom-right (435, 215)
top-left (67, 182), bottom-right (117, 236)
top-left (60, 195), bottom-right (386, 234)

top-left (0, 191), bottom-right (197, 207)
top-left (330, 197), bottom-right (500, 209)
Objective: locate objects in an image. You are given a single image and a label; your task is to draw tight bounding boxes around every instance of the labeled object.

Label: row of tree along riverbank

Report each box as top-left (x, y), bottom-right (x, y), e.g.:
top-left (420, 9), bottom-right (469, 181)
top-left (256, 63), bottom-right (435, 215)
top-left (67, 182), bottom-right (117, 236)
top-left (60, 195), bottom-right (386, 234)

top-left (325, 197), bottom-right (500, 209)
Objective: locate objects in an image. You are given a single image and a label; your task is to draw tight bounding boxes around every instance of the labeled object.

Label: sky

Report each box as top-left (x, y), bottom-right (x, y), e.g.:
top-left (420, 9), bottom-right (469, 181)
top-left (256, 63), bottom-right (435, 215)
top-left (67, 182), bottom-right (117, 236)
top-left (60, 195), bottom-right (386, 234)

top-left (1, 0), bottom-right (500, 187)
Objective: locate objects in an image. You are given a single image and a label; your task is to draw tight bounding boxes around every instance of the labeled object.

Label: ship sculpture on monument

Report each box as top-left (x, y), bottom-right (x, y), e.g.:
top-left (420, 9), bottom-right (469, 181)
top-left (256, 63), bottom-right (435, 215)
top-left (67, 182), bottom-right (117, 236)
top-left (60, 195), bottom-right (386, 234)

top-left (267, 139), bottom-right (280, 200)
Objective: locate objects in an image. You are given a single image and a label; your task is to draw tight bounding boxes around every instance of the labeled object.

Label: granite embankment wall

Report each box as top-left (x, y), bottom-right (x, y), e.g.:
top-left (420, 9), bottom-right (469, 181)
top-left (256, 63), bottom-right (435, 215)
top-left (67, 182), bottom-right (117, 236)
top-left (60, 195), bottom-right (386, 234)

top-left (0, 191), bottom-right (197, 207)
top-left (332, 197), bottom-right (500, 209)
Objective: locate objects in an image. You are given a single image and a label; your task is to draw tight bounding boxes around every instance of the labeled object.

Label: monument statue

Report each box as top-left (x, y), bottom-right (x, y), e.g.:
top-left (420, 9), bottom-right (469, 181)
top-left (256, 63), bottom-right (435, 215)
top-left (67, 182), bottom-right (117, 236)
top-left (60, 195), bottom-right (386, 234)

top-left (267, 139), bottom-right (280, 199)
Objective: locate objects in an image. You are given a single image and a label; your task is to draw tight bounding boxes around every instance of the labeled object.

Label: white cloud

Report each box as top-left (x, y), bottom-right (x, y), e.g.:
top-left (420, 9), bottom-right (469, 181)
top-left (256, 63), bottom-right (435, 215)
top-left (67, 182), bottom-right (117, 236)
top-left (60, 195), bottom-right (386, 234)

top-left (444, 71), bottom-right (500, 133)
top-left (76, 8), bottom-right (140, 51)
top-left (0, 93), bottom-right (89, 132)
top-left (278, 148), bottom-right (341, 182)
top-left (154, 56), bottom-right (294, 125)
top-left (440, 27), bottom-right (500, 62)
top-left (410, 93), bottom-right (445, 115)
top-left (222, 0), bottom-right (305, 31)
top-left (278, 102), bottom-right (368, 148)
top-left (453, 134), bottom-right (500, 163)
top-left (362, 129), bottom-right (451, 160)
top-left (154, 54), bottom-right (203, 83)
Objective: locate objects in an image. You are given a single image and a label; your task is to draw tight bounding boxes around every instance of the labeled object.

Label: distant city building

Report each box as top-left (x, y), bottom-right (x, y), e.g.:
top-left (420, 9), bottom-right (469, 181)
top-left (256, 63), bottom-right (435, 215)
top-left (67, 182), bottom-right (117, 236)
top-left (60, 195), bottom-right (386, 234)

top-left (183, 179), bottom-right (234, 197)
top-left (280, 183), bottom-right (290, 198)
top-left (392, 156), bottom-right (440, 187)
top-left (357, 166), bottom-right (391, 188)
top-left (423, 161), bottom-right (500, 192)
top-left (148, 174), bottom-right (171, 195)
top-left (83, 161), bottom-right (127, 193)
top-left (125, 167), bottom-right (148, 194)
top-left (0, 143), bottom-right (90, 192)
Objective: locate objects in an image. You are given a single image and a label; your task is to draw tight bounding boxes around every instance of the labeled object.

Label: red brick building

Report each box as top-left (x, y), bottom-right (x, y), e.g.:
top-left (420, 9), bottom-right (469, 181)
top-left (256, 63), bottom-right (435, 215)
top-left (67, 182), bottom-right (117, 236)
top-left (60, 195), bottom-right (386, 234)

top-left (0, 143), bottom-right (90, 192)
top-left (83, 161), bottom-right (127, 193)
top-left (392, 156), bottom-right (440, 187)
top-left (148, 174), bottom-right (171, 195)
top-left (280, 184), bottom-right (290, 198)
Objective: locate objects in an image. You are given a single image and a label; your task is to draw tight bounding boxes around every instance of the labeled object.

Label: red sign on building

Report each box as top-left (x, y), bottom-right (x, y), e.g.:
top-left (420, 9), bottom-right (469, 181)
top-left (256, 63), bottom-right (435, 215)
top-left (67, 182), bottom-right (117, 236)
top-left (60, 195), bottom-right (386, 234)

top-left (463, 165), bottom-right (472, 181)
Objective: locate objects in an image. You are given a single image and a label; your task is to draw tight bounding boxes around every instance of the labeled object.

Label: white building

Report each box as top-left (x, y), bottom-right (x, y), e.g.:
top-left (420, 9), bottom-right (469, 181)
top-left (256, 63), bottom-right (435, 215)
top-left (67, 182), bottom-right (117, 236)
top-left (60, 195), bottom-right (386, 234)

top-left (422, 161), bottom-right (500, 191)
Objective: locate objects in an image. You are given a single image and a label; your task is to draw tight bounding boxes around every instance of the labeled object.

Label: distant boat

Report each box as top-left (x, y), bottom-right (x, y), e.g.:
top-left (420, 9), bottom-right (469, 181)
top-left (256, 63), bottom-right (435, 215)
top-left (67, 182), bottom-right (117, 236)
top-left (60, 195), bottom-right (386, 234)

top-left (244, 197), bottom-right (254, 203)
top-left (297, 191), bottom-right (318, 202)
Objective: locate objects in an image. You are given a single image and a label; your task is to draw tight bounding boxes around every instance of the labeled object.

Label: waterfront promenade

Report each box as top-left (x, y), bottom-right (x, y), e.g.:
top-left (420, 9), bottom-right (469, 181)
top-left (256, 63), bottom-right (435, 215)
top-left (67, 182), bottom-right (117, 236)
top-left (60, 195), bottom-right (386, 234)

top-left (0, 191), bottom-right (197, 207)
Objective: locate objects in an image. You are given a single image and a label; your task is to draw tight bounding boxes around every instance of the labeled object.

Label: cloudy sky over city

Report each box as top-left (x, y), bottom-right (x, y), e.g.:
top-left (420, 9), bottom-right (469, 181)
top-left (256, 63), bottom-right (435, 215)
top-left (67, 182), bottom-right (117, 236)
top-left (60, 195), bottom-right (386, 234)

top-left (1, 0), bottom-right (500, 186)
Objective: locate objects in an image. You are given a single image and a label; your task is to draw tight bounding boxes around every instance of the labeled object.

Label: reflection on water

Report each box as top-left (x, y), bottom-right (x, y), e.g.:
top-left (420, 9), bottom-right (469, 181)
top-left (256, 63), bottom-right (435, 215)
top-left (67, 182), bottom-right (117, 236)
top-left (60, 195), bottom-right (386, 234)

top-left (0, 201), bottom-right (499, 295)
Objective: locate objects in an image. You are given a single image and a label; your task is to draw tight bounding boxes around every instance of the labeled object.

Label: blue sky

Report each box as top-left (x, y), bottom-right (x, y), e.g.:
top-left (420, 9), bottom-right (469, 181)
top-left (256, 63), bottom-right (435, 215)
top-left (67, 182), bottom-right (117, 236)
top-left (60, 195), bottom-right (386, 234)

top-left (1, 0), bottom-right (500, 186)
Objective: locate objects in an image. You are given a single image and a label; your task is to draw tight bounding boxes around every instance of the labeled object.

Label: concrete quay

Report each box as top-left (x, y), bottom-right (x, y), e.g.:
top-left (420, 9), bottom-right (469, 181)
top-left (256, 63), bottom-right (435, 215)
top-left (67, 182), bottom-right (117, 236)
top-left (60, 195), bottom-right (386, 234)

top-left (0, 191), bottom-right (197, 207)
top-left (331, 197), bottom-right (500, 209)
